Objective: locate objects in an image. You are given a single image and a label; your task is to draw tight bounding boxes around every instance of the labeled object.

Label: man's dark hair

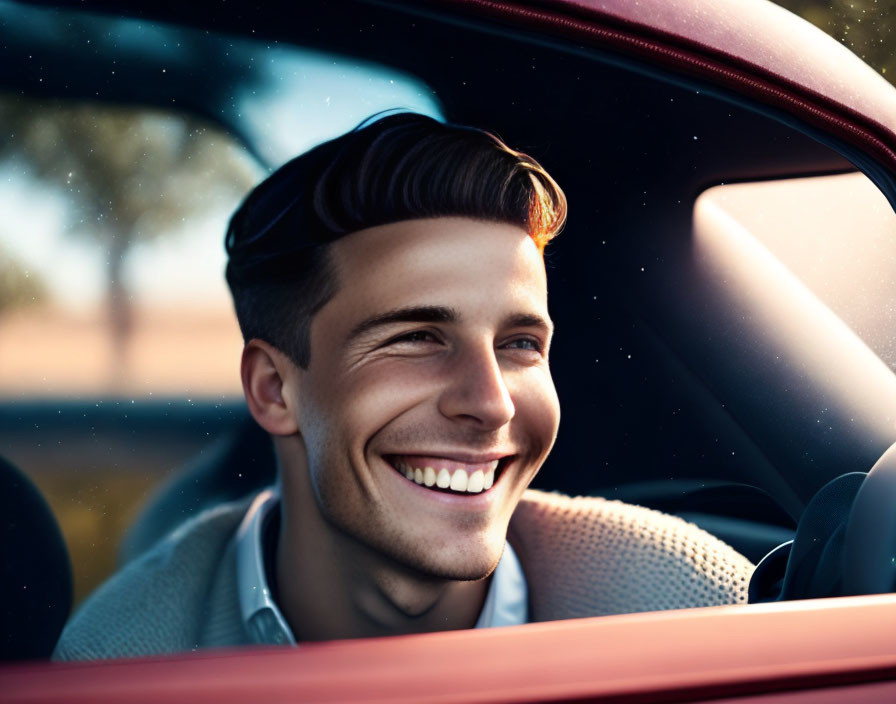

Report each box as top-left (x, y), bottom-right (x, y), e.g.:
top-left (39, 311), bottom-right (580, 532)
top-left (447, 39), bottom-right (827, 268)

top-left (225, 112), bottom-right (566, 367)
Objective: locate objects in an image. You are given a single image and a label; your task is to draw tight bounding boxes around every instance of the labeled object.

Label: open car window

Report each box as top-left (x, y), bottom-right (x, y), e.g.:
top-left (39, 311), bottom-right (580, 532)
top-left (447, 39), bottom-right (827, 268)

top-left (1, 1), bottom-right (895, 690)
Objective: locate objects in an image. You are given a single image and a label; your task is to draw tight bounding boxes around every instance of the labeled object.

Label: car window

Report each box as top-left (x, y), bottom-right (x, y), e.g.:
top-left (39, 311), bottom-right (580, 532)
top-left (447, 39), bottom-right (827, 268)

top-left (2, 0), bottom-right (895, 666)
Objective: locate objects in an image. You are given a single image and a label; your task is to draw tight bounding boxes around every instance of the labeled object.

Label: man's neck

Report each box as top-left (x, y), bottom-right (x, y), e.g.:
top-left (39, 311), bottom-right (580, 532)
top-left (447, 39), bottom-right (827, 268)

top-left (274, 462), bottom-right (489, 642)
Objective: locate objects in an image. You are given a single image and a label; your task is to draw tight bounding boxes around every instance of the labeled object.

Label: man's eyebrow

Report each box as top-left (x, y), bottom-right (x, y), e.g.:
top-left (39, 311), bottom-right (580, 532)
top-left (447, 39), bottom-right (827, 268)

top-left (347, 305), bottom-right (459, 341)
top-left (503, 313), bottom-right (554, 334)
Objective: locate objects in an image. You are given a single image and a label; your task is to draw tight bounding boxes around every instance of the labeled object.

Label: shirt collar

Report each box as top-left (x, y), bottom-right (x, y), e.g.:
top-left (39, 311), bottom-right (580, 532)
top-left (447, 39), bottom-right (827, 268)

top-left (235, 487), bottom-right (528, 645)
top-left (474, 532), bottom-right (528, 628)
top-left (235, 489), bottom-right (295, 645)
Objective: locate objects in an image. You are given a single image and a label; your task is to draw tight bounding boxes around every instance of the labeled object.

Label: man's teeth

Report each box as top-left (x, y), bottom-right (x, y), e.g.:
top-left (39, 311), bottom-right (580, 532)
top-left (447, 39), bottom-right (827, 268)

top-left (398, 460), bottom-right (497, 493)
top-left (468, 471), bottom-right (485, 492)
top-left (437, 468), bottom-right (451, 488)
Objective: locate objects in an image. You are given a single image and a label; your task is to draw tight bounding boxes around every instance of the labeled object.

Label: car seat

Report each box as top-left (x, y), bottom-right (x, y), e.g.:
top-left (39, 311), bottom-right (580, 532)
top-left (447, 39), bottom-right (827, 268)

top-left (119, 416), bottom-right (276, 564)
top-left (0, 454), bottom-right (72, 660)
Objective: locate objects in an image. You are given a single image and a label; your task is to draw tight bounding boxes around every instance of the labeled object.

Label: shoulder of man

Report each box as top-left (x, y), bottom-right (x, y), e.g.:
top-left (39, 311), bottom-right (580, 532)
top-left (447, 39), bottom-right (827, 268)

top-left (53, 495), bottom-right (254, 662)
top-left (509, 489), bottom-right (754, 621)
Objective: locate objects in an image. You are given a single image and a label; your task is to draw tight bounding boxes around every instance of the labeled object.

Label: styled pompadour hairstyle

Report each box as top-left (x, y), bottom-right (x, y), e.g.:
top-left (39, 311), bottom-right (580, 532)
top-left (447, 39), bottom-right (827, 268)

top-left (225, 112), bottom-right (566, 367)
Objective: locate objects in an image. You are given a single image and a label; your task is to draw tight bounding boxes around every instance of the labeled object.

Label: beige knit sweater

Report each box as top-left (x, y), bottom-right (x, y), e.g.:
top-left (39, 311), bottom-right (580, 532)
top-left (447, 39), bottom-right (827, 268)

top-left (509, 491), bottom-right (753, 622)
top-left (54, 489), bottom-right (753, 661)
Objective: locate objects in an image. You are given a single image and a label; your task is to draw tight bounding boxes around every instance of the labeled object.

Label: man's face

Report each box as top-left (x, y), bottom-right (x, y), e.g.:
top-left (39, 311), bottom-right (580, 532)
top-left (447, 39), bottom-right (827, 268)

top-left (292, 217), bottom-right (560, 580)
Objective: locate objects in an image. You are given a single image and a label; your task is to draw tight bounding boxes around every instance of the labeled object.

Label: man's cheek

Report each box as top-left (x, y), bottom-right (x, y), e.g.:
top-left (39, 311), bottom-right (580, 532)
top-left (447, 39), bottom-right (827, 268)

top-left (347, 375), bottom-right (436, 430)
top-left (516, 377), bottom-right (560, 447)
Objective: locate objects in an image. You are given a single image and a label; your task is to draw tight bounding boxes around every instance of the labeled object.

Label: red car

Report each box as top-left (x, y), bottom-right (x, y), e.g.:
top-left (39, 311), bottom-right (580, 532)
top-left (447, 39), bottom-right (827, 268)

top-left (2, 0), bottom-right (896, 701)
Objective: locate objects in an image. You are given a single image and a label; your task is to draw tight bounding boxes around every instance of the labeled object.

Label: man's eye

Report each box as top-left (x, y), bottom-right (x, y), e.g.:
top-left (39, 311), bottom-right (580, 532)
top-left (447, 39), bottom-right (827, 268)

top-left (391, 330), bottom-right (439, 344)
top-left (504, 337), bottom-right (543, 353)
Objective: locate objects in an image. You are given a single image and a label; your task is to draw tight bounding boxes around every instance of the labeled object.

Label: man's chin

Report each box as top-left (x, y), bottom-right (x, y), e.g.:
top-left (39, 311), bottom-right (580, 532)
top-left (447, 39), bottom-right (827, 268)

top-left (409, 559), bottom-right (499, 583)
top-left (380, 539), bottom-right (505, 583)
top-left (325, 507), bottom-right (508, 582)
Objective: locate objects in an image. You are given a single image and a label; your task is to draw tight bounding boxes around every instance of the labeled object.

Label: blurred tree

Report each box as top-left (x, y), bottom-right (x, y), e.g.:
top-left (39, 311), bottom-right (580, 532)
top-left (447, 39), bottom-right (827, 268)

top-left (774, 0), bottom-right (896, 82)
top-left (0, 95), bottom-right (258, 381)
top-left (0, 246), bottom-right (45, 315)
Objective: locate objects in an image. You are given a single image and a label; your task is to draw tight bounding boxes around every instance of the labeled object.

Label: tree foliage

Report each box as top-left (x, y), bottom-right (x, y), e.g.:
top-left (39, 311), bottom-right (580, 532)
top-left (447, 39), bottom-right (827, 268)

top-left (0, 246), bottom-right (45, 315)
top-left (0, 94), bottom-right (259, 262)
top-left (0, 94), bottom-right (259, 365)
top-left (775, 0), bottom-right (896, 81)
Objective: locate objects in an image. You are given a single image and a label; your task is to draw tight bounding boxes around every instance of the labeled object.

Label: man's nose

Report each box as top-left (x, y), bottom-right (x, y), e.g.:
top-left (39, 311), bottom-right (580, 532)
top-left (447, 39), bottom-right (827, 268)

top-left (438, 344), bottom-right (515, 429)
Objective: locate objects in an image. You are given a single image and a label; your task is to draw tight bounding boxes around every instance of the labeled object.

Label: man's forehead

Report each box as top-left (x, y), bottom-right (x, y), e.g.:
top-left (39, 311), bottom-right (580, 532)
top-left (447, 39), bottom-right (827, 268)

top-left (319, 217), bottom-right (550, 330)
top-left (330, 217), bottom-right (543, 279)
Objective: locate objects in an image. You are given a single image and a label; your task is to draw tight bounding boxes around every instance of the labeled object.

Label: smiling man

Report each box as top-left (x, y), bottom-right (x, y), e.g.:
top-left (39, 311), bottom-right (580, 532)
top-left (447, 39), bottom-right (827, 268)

top-left (259, 217), bottom-right (557, 639)
top-left (54, 114), bottom-right (753, 659)
top-left (228, 114), bottom-right (563, 641)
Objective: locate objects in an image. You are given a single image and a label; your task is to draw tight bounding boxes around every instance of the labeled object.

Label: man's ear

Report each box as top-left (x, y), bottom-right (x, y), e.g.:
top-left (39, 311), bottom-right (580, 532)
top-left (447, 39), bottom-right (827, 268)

top-left (241, 339), bottom-right (300, 436)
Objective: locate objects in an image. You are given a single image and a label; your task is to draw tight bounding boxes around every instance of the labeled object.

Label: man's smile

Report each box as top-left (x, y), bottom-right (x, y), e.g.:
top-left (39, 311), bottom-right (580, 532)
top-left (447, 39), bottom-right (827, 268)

top-left (384, 454), bottom-right (513, 495)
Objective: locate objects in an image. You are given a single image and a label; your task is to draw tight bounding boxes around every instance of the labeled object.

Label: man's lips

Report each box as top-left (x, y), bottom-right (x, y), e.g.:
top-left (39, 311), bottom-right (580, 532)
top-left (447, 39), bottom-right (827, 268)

top-left (384, 454), bottom-right (513, 494)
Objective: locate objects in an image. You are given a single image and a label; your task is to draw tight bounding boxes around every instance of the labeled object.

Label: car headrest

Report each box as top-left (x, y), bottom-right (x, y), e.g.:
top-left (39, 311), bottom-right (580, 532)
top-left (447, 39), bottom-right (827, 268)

top-left (0, 454), bottom-right (72, 661)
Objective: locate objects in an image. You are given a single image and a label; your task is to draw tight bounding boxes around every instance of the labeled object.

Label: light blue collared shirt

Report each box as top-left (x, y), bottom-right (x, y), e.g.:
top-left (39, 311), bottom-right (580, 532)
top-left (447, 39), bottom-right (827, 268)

top-left (235, 488), bottom-right (528, 645)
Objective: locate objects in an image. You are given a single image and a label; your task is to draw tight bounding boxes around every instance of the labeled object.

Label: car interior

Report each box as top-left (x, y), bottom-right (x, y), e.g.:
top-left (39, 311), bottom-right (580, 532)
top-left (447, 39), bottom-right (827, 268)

top-left (2, 0), bottom-right (895, 663)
